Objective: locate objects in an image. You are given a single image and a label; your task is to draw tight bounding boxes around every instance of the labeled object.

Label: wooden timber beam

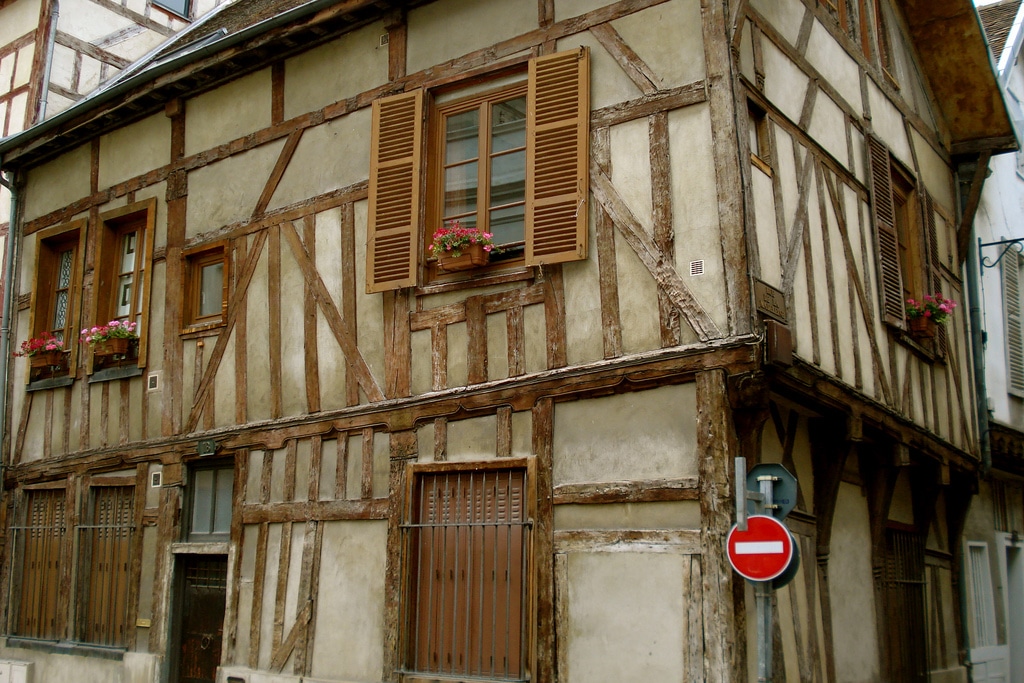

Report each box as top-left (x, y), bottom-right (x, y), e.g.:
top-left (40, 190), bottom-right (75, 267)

top-left (3, 340), bottom-right (760, 485)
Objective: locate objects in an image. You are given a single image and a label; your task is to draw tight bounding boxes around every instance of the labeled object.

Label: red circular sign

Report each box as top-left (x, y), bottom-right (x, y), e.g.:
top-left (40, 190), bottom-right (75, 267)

top-left (727, 515), bottom-right (794, 582)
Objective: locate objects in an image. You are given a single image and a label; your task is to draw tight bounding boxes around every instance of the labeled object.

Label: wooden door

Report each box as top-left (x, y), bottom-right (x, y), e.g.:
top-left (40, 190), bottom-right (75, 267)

top-left (174, 555), bottom-right (228, 683)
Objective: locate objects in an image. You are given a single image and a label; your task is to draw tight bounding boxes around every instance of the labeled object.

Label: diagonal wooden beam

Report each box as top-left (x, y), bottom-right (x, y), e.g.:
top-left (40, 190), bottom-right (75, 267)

top-left (185, 231), bottom-right (268, 432)
top-left (280, 221), bottom-right (385, 402)
top-left (270, 599), bottom-right (313, 672)
top-left (590, 164), bottom-right (721, 341)
top-left (821, 167), bottom-right (893, 405)
top-left (589, 23), bottom-right (660, 95)
top-left (253, 129), bottom-right (304, 219)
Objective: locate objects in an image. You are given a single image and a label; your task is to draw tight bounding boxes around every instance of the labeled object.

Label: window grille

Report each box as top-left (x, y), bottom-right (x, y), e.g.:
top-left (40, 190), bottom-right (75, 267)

top-left (11, 489), bottom-right (66, 639)
top-left (401, 469), bottom-right (530, 681)
top-left (883, 528), bottom-right (927, 683)
top-left (78, 486), bottom-right (134, 646)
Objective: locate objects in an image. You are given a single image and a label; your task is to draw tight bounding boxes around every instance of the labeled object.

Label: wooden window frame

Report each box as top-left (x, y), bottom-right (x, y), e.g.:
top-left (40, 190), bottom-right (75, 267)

top-left (872, 0), bottom-right (899, 89)
top-left (27, 220), bottom-right (87, 382)
top-left (89, 199), bottom-right (156, 374)
top-left (425, 76), bottom-right (530, 279)
top-left (366, 48), bottom-right (589, 293)
top-left (182, 242), bottom-right (229, 333)
top-left (151, 0), bottom-right (190, 19)
top-left (76, 482), bottom-right (135, 647)
top-left (399, 457), bottom-right (536, 683)
top-left (10, 486), bottom-right (69, 641)
top-left (747, 100), bottom-right (772, 176)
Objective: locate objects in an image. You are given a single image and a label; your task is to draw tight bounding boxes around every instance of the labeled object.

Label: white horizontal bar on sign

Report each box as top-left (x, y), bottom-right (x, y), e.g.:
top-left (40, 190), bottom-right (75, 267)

top-left (735, 541), bottom-right (784, 554)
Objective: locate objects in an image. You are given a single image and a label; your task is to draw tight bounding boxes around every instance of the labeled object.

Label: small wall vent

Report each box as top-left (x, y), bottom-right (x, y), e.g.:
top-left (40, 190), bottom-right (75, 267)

top-left (151, 471), bottom-right (162, 488)
top-left (379, 33), bottom-right (390, 47)
top-left (147, 373), bottom-right (160, 391)
top-left (690, 260), bottom-right (705, 276)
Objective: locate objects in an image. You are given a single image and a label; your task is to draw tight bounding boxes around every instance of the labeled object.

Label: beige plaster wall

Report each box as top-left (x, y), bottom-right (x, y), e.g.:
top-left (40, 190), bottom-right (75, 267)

top-left (554, 500), bottom-right (700, 530)
top-left (563, 552), bottom-right (687, 682)
top-left (761, 39), bottom-right (809, 132)
top-left (186, 139), bottom-right (287, 236)
top-left (669, 103), bottom-right (727, 338)
top-left (269, 109), bottom-right (372, 211)
top-left (748, 0), bottom-right (804, 47)
top-left (22, 143), bottom-right (91, 221)
top-left (185, 69), bottom-right (272, 156)
top-left (309, 520), bottom-right (387, 680)
top-left (406, 0), bottom-right (536, 75)
top-left (98, 113), bottom-right (171, 189)
top-left (353, 199), bottom-right (385, 401)
top-left (830, 481), bottom-right (880, 683)
top-left (611, 0), bottom-right (704, 89)
top-left (805, 21), bottom-right (862, 116)
top-left (283, 21), bottom-right (387, 120)
top-left (558, 31), bottom-right (641, 111)
top-left (552, 384), bottom-right (698, 484)
top-left (0, 0), bottom-right (41, 45)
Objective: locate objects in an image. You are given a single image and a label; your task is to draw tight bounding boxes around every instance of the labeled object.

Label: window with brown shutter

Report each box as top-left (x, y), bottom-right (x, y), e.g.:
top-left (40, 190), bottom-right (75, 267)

top-left (401, 463), bottom-right (532, 681)
top-left (11, 488), bottom-right (67, 640)
top-left (367, 48), bottom-right (589, 291)
top-left (868, 136), bottom-right (945, 344)
top-left (77, 485), bottom-right (134, 646)
top-left (1002, 251), bottom-right (1024, 396)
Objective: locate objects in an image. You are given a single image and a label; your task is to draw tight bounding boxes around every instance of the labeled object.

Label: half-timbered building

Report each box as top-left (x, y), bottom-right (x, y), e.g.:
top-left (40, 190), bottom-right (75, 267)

top-left (0, 0), bottom-right (1014, 681)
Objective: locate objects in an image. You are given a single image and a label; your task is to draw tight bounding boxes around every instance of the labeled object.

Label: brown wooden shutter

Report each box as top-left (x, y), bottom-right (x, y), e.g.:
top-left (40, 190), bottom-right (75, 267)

top-left (525, 47), bottom-right (589, 266)
top-left (1003, 251), bottom-right (1024, 395)
top-left (367, 90), bottom-right (423, 293)
top-left (867, 135), bottom-right (905, 326)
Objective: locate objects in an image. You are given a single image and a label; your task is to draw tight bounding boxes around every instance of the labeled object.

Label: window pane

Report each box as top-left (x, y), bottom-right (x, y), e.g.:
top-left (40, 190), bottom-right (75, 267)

top-left (116, 276), bottom-right (134, 317)
top-left (444, 161), bottom-right (479, 219)
top-left (199, 262), bottom-right (224, 317)
top-left (52, 291), bottom-right (68, 334)
top-left (213, 469), bottom-right (233, 535)
top-left (56, 249), bottom-right (73, 288)
top-left (491, 97), bottom-right (526, 152)
top-left (120, 232), bottom-right (137, 272)
top-left (445, 109), bottom-right (480, 165)
top-left (489, 204), bottom-right (525, 246)
top-left (191, 469), bottom-right (215, 535)
top-left (490, 150), bottom-right (525, 206)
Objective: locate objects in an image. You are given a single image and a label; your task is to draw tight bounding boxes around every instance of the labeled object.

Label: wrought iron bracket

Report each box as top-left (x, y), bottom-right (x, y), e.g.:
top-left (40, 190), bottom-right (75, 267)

top-left (979, 237), bottom-right (1024, 270)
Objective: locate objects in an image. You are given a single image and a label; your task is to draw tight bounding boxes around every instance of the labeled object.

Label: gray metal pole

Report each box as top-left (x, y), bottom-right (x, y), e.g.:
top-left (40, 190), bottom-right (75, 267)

top-left (756, 476), bottom-right (775, 683)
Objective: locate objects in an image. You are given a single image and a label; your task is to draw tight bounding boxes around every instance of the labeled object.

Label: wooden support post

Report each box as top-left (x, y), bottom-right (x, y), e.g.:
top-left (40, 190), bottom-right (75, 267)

top-left (697, 370), bottom-right (740, 682)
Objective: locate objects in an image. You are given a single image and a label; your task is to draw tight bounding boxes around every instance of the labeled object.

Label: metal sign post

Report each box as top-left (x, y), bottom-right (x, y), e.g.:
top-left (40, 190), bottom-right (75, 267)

top-left (733, 459), bottom-right (800, 683)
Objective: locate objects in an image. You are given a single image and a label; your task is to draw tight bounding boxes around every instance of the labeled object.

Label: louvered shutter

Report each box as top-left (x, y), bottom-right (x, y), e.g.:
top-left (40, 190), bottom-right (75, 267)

top-left (867, 135), bottom-right (905, 326)
top-left (525, 47), bottom-right (589, 265)
top-left (1003, 251), bottom-right (1024, 395)
top-left (367, 90), bottom-right (423, 293)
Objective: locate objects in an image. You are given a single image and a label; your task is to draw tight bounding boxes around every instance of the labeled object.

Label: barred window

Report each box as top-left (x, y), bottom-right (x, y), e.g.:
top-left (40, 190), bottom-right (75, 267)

top-left (11, 489), bottom-right (67, 639)
top-left (77, 485), bottom-right (134, 646)
top-left (402, 467), bottom-right (530, 681)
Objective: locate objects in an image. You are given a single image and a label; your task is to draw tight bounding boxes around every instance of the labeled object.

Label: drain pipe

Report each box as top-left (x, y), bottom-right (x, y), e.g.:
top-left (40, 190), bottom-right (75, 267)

top-left (964, 190), bottom-right (992, 477)
top-left (0, 169), bottom-right (21, 475)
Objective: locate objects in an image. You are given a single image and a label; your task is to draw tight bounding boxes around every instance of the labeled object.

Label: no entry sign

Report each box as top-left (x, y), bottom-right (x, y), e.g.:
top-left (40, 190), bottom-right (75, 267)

top-left (727, 515), bottom-right (794, 582)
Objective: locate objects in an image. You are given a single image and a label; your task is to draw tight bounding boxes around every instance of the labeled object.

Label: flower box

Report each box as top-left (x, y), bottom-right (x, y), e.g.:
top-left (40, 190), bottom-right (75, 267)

top-left (908, 316), bottom-right (936, 339)
top-left (29, 350), bottom-right (66, 369)
top-left (93, 337), bottom-right (133, 358)
top-left (437, 243), bottom-right (490, 272)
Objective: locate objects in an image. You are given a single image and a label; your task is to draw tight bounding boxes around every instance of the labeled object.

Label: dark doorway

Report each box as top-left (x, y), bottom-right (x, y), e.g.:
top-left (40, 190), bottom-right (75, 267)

top-left (171, 555), bottom-right (228, 683)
